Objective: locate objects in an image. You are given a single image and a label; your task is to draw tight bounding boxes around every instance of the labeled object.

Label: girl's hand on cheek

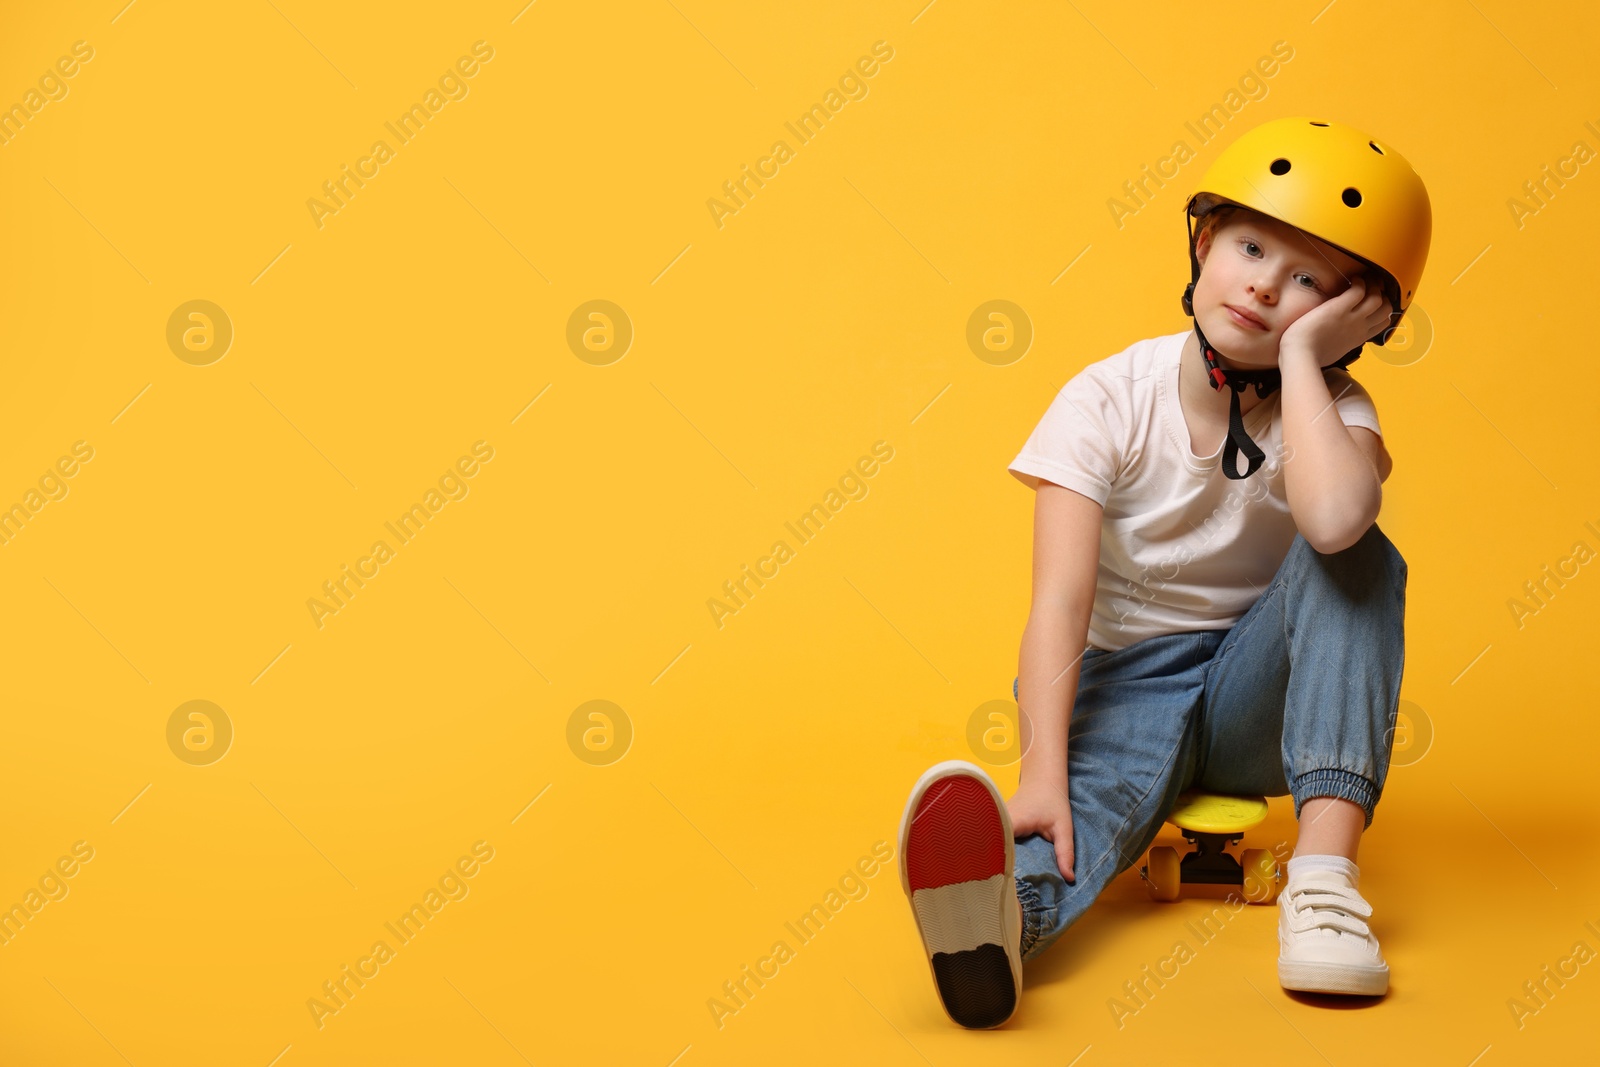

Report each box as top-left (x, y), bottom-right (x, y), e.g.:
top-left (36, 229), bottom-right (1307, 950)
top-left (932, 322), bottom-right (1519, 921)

top-left (1278, 276), bottom-right (1397, 365)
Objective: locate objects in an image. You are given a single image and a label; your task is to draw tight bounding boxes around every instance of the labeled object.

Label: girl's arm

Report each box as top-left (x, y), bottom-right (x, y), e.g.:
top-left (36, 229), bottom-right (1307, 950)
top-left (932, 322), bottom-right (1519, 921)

top-left (1011, 481), bottom-right (1102, 881)
top-left (1278, 274), bottom-right (1396, 552)
top-left (1279, 354), bottom-right (1383, 552)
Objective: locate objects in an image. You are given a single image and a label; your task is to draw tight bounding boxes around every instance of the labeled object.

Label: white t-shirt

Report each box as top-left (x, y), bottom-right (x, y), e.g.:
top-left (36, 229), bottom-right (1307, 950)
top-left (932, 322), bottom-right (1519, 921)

top-left (1008, 329), bottom-right (1382, 653)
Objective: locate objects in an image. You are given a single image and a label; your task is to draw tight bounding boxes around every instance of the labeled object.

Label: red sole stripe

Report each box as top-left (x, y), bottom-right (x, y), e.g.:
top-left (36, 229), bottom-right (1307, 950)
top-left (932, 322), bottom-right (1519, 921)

top-left (906, 775), bottom-right (1004, 891)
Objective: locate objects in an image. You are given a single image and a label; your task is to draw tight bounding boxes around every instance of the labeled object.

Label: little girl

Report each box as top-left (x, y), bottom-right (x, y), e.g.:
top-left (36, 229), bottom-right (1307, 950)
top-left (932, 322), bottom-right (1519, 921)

top-left (896, 116), bottom-right (1430, 1029)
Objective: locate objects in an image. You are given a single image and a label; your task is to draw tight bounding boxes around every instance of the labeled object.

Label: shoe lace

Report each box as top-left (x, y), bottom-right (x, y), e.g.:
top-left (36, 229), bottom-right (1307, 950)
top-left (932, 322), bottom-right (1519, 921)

top-left (1285, 882), bottom-right (1373, 939)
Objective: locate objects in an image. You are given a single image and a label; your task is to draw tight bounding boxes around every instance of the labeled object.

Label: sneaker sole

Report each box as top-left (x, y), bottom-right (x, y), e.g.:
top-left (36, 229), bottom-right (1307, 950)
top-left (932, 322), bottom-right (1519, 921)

top-left (1278, 958), bottom-right (1389, 996)
top-left (897, 759), bottom-right (1022, 1029)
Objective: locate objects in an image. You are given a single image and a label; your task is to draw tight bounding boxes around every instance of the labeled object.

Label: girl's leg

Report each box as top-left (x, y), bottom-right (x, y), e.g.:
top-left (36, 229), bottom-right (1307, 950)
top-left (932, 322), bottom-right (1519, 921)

top-left (1191, 522), bottom-right (1407, 996)
top-left (1193, 522), bottom-right (1408, 830)
top-left (1011, 631), bottom-right (1212, 962)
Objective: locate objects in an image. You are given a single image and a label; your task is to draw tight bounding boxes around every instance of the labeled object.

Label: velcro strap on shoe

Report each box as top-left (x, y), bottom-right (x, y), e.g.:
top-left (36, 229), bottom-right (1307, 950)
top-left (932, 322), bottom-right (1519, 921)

top-left (1287, 883), bottom-right (1374, 937)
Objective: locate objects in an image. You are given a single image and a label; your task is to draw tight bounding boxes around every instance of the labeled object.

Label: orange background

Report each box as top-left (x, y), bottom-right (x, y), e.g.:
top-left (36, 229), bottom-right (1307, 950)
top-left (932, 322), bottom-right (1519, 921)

top-left (1, 1), bottom-right (1596, 1063)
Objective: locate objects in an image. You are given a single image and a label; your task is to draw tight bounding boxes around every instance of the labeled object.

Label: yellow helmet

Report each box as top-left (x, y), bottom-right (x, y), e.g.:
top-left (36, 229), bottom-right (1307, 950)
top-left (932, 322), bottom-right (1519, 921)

top-left (1181, 116), bottom-right (1432, 345)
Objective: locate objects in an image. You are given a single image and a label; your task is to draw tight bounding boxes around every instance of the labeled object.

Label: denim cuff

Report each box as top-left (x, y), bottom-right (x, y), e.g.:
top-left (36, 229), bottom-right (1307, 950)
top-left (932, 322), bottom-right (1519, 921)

top-left (1292, 768), bottom-right (1379, 831)
top-left (1015, 875), bottom-right (1045, 960)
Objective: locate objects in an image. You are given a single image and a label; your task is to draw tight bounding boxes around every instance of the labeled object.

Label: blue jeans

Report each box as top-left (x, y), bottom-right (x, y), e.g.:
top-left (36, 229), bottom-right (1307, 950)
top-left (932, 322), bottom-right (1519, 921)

top-left (1009, 523), bottom-right (1407, 962)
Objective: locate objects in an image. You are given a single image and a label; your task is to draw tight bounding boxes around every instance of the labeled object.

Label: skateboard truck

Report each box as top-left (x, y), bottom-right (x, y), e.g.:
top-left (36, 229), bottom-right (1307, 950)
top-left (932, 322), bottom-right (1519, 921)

top-left (1139, 791), bottom-right (1283, 905)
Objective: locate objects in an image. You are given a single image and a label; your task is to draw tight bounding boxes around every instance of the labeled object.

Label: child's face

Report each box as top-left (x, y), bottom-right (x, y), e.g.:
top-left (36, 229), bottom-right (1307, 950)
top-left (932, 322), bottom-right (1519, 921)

top-left (1193, 211), bottom-right (1369, 367)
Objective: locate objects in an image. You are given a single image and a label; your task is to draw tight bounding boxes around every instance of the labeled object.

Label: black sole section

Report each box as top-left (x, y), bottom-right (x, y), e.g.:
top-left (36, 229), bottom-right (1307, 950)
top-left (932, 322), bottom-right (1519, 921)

top-left (931, 944), bottom-right (1017, 1028)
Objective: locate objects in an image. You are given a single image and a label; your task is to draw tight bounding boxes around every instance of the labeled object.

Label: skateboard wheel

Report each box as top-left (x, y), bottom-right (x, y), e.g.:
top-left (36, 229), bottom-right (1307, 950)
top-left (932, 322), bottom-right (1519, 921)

top-left (1240, 848), bottom-right (1281, 904)
top-left (1143, 846), bottom-right (1181, 902)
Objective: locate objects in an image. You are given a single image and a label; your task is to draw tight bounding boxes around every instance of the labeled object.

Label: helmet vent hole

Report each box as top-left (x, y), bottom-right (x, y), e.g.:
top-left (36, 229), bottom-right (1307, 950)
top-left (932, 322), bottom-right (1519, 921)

top-left (1341, 187), bottom-right (1363, 208)
top-left (1270, 158), bottom-right (1292, 175)
top-left (1309, 121), bottom-right (1329, 127)
top-left (1369, 141), bottom-right (1385, 155)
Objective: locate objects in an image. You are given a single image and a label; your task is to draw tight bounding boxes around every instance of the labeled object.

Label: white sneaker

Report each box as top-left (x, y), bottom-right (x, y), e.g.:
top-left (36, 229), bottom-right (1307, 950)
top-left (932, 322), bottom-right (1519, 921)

top-left (897, 760), bottom-right (1023, 1028)
top-left (1277, 871), bottom-right (1390, 995)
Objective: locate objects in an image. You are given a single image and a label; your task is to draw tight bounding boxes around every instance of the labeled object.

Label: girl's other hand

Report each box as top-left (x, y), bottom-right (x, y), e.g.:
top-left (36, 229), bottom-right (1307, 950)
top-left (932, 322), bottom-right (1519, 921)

top-left (1008, 777), bottom-right (1076, 883)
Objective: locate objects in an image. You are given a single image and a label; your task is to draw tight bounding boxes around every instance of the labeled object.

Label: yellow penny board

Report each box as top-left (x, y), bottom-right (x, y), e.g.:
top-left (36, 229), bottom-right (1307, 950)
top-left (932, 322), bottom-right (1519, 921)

top-left (1167, 791), bottom-right (1269, 834)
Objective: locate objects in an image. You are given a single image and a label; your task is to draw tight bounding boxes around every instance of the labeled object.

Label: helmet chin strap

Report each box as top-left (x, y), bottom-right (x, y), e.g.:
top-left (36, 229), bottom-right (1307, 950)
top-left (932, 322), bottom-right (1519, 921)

top-left (1192, 318), bottom-right (1282, 480)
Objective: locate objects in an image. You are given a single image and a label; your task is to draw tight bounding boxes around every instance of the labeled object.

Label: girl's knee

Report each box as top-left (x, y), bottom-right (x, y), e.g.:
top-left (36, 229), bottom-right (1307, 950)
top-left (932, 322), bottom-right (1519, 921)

top-left (1357, 522), bottom-right (1407, 582)
top-left (1284, 522), bottom-right (1406, 595)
